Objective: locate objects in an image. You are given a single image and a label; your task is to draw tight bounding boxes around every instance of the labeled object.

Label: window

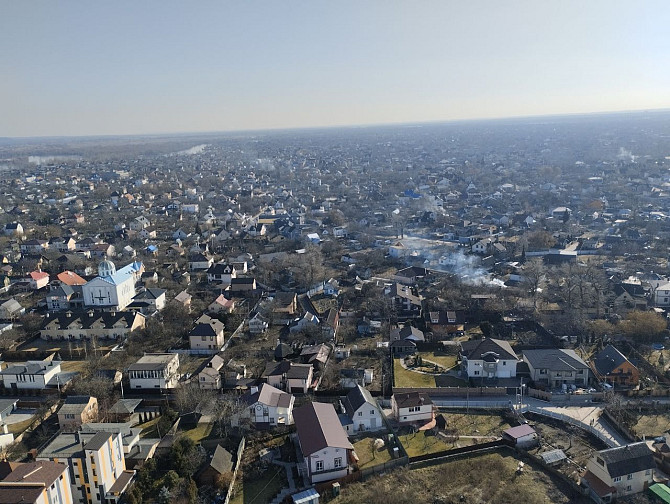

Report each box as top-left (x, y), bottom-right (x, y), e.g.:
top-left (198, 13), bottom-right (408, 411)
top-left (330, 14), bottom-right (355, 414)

top-left (334, 457), bottom-right (342, 468)
top-left (626, 485), bottom-right (632, 492)
top-left (613, 476), bottom-right (621, 482)
top-left (597, 457), bottom-right (604, 466)
top-left (474, 371), bottom-right (480, 376)
top-left (370, 410), bottom-right (375, 415)
top-left (503, 361), bottom-right (506, 366)
top-left (577, 370), bottom-right (584, 374)
top-left (315, 460), bottom-right (324, 472)
top-left (627, 474), bottom-right (633, 480)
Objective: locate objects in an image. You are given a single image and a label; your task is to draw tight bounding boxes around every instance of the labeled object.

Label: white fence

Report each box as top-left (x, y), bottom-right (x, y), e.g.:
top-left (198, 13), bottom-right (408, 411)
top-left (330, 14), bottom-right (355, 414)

top-left (518, 405), bottom-right (618, 447)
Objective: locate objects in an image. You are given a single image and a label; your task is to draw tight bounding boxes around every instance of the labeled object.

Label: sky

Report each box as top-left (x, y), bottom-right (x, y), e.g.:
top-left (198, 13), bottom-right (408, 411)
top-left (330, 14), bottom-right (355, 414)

top-left (2, 1), bottom-right (670, 137)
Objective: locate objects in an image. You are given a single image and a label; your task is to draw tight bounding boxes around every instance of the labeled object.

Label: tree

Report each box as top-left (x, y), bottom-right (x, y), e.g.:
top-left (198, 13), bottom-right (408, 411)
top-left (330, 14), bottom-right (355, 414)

top-left (619, 311), bottom-right (668, 342)
top-left (562, 208), bottom-right (570, 223)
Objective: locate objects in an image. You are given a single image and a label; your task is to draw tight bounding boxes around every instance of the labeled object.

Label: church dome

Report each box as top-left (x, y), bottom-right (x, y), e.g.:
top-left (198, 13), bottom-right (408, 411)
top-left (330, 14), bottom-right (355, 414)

top-left (98, 260), bottom-right (117, 277)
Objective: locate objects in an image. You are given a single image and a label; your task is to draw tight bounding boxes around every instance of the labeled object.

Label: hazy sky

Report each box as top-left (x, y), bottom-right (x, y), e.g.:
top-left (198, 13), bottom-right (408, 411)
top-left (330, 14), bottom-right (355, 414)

top-left (2, 1), bottom-right (670, 137)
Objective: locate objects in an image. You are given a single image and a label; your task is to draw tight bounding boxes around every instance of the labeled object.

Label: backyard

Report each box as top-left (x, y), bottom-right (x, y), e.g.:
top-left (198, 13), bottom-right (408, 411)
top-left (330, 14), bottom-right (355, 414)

top-left (633, 412), bottom-right (670, 438)
top-left (393, 358), bottom-right (435, 387)
top-left (351, 435), bottom-right (393, 468)
top-left (229, 465), bottom-right (286, 504)
top-left (330, 451), bottom-right (582, 504)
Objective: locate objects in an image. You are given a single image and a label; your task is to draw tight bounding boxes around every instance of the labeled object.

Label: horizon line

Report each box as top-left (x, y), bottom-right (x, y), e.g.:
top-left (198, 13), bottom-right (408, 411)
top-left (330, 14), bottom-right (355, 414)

top-left (3, 106), bottom-right (670, 142)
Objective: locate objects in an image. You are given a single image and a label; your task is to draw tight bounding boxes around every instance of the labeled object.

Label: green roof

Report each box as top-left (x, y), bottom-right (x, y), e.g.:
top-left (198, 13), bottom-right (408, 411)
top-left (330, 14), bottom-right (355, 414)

top-left (649, 483), bottom-right (670, 503)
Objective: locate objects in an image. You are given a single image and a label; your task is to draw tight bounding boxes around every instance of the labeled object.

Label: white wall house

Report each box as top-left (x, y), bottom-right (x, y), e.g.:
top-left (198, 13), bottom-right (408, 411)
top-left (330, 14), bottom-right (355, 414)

top-left (0, 360), bottom-right (62, 390)
top-left (391, 392), bottom-right (434, 424)
top-left (293, 402), bottom-right (353, 484)
top-left (188, 314), bottom-right (225, 353)
top-left (460, 338), bottom-right (518, 379)
top-left (341, 385), bottom-right (383, 434)
top-left (236, 383), bottom-right (294, 427)
top-left (128, 353), bottom-right (180, 390)
top-left (582, 442), bottom-right (655, 502)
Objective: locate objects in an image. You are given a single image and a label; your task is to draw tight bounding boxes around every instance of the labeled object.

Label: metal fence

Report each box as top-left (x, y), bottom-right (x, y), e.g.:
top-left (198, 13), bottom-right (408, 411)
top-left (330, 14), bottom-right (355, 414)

top-left (519, 405), bottom-right (617, 447)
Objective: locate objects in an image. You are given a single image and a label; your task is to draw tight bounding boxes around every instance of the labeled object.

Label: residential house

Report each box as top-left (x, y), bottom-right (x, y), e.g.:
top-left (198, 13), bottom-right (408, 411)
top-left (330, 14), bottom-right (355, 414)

top-left (206, 263), bottom-right (236, 284)
top-left (194, 355), bottom-right (225, 390)
top-left (340, 385), bottom-right (382, 434)
top-left (207, 294), bottom-right (235, 314)
top-left (189, 314), bottom-right (225, 353)
top-left (523, 348), bottom-right (590, 388)
top-left (28, 271), bottom-right (50, 290)
top-left (299, 344), bottom-right (330, 371)
top-left (261, 361), bottom-right (314, 393)
top-left (293, 402), bottom-right (353, 484)
top-left (46, 285), bottom-right (84, 311)
top-left (0, 460), bottom-right (74, 504)
top-left (3, 222), bottom-right (24, 236)
top-left (390, 339), bottom-right (417, 356)
top-left (58, 396), bottom-right (99, 430)
top-left (248, 312), bottom-right (269, 334)
top-left (390, 325), bottom-right (424, 343)
top-left (582, 442), bottom-right (655, 503)
top-left (339, 368), bottom-right (373, 389)
top-left (237, 383), bottom-right (295, 428)
top-left (40, 311), bottom-right (146, 341)
top-left (386, 283), bottom-right (422, 321)
top-left (129, 288), bottom-right (166, 313)
top-left (425, 310), bottom-right (466, 336)
top-left (172, 290), bottom-right (192, 310)
top-left (460, 338), bottom-right (518, 380)
top-left (591, 344), bottom-right (640, 387)
top-left (0, 360), bottom-right (62, 390)
top-left (392, 266), bottom-right (427, 285)
top-left (0, 299), bottom-right (24, 320)
top-left (128, 353), bottom-right (180, 390)
top-left (189, 253), bottom-right (214, 271)
top-left (391, 392), bottom-right (434, 424)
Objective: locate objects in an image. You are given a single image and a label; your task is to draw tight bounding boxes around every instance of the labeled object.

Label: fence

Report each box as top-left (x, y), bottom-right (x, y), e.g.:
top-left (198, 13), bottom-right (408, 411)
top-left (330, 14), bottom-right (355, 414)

top-left (392, 386), bottom-right (507, 397)
top-left (526, 387), bottom-right (604, 403)
top-left (223, 437), bottom-right (246, 504)
top-left (408, 439), bottom-right (507, 465)
top-left (519, 405), bottom-right (616, 447)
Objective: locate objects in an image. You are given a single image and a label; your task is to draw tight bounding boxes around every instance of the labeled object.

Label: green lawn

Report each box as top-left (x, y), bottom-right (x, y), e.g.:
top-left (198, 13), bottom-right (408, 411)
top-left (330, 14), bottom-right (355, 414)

top-left (393, 359), bottom-right (435, 387)
top-left (398, 432), bottom-right (450, 457)
top-left (439, 412), bottom-right (511, 437)
top-left (137, 416), bottom-right (161, 438)
top-left (420, 352), bottom-right (458, 370)
top-left (182, 422), bottom-right (213, 443)
top-left (352, 437), bottom-right (393, 468)
top-left (7, 417), bottom-right (35, 435)
top-left (230, 466), bottom-right (286, 504)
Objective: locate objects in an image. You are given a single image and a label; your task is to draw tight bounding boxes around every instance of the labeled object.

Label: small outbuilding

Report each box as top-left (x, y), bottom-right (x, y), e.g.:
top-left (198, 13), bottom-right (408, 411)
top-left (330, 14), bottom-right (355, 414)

top-left (502, 424), bottom-right (538, 448)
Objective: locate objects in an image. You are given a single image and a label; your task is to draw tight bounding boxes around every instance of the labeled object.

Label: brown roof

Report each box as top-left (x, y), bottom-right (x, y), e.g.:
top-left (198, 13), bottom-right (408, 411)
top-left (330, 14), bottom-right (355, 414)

top-left (393, 392), bottom-right (433, 408)
top-left (0, 461), bottom-right (68, 504)
top-left (293, 402), bottom-right (352, 457)
top-left (582, 470), bottom-right (615, 498)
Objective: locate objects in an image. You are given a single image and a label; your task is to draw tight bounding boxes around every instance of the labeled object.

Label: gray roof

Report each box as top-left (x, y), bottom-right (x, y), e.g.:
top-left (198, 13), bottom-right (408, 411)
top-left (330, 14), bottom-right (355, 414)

top-left (209, 445), bottom-right (233, 474)
top-left (109, 398), bottom-right (143, 415)
top-left (592, 344), bottom-right (635, 377)
top-left (523, 348), bottom-right (589, 371)
top-left (598, 442), bottom-right (655, 478)
top-left (245, 383), bottom-right (293, 408)
top-left (83, 431), bottom-right (111, 451)
top-left (343, 385), bottom-right (375, 418)
top-left (461, 338), bottom-right (517, 361)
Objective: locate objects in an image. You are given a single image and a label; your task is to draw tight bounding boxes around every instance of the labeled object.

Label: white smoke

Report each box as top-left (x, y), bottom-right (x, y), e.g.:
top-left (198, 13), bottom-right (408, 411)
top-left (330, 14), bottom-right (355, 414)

top-left (617, 147), bottom-right (635, 162)
top-left (396, 235), bottom-right (505, 288)
top-left (173, 144), bottom-right (209, 156)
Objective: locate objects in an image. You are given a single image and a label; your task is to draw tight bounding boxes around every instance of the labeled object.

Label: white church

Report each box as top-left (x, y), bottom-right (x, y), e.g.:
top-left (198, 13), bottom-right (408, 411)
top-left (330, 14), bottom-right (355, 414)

top-left (82, 260), bottom-right (144, 311)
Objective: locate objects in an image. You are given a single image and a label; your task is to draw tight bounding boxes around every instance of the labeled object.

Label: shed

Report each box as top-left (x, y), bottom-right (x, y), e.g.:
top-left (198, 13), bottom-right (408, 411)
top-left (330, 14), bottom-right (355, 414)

top-left (502, 424), bottom-right (538, 448)
top-left (540, 449), bottom-right (567, 467)
top-left (292, 488), bottom-right (320, 504)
